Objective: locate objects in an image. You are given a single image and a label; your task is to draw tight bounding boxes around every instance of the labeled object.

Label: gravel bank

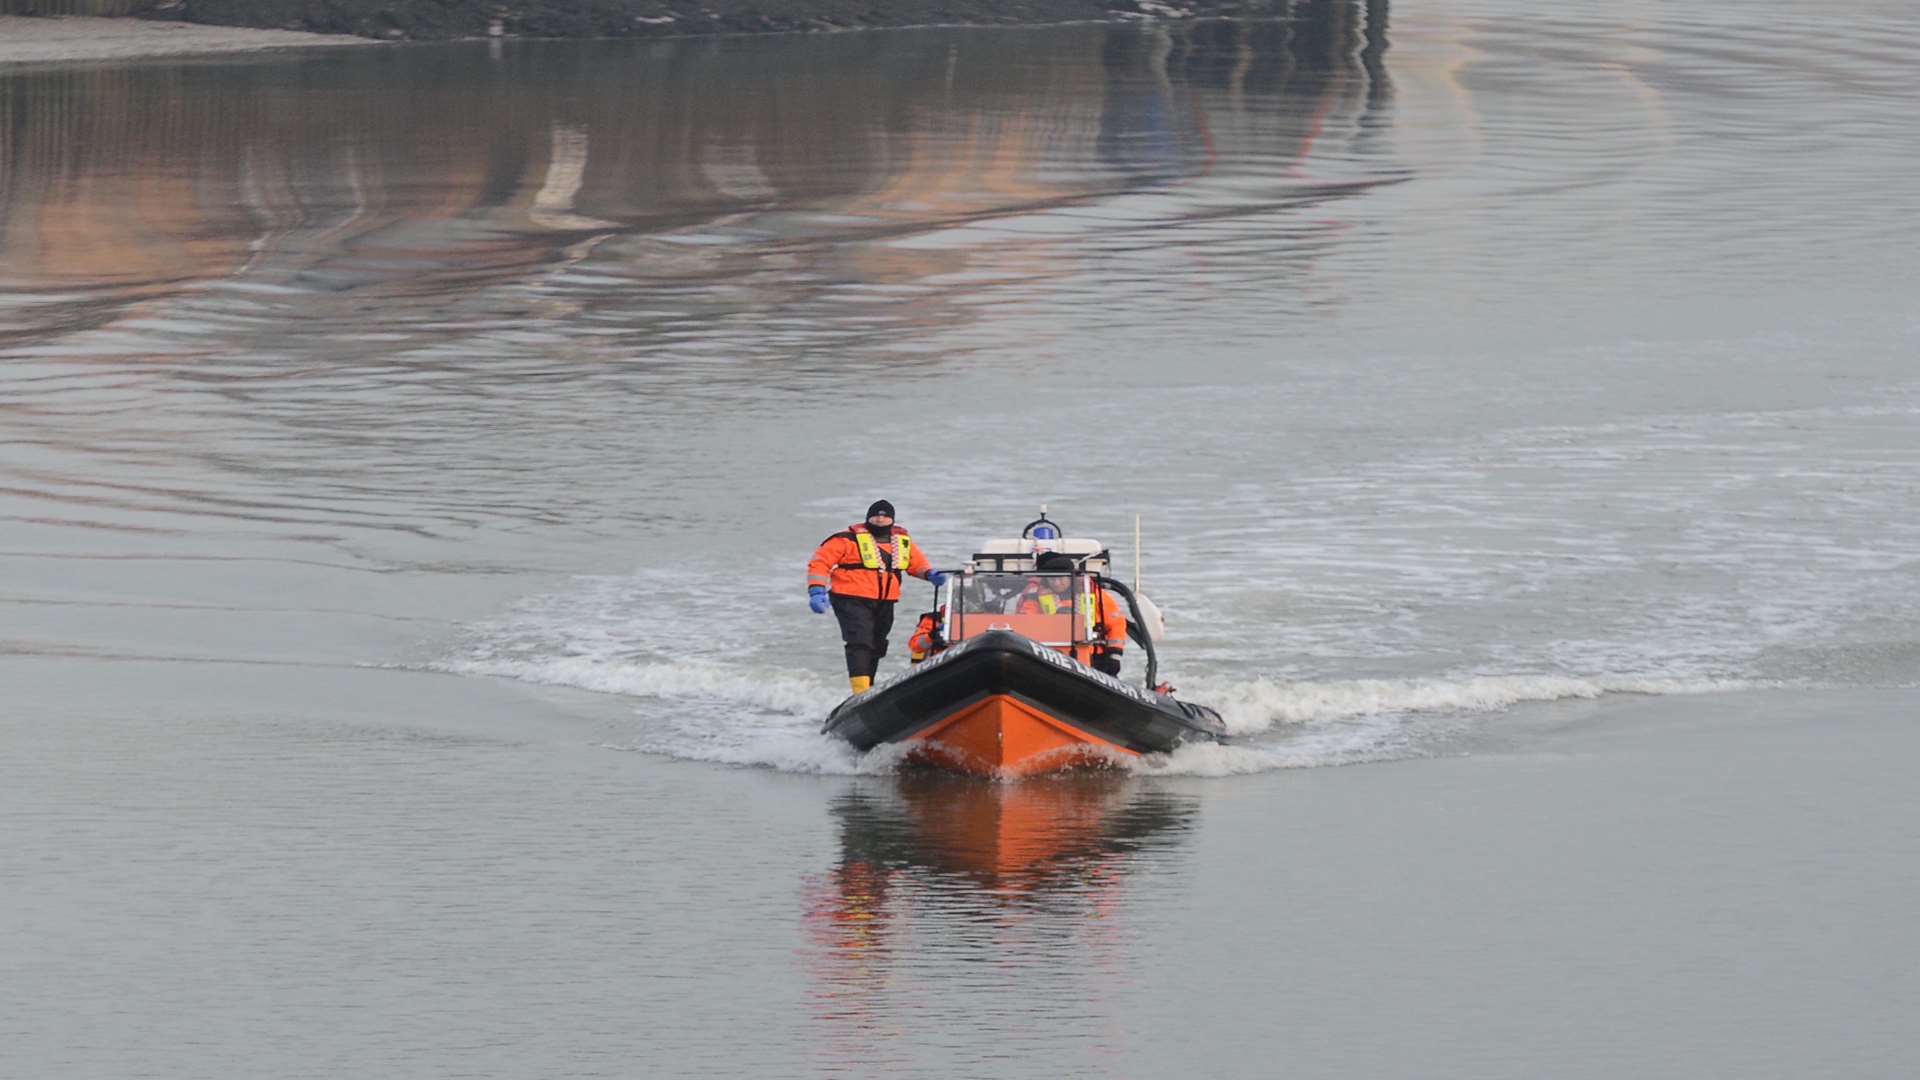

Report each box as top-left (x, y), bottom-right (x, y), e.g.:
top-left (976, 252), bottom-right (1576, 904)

top-left (0, 14), bottom-right (376, 64)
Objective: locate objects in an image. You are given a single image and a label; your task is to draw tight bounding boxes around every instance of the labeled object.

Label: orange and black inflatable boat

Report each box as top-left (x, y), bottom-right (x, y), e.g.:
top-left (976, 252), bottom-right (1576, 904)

top-left (823, 629), bottom-right (1224, 775)
top-left (823, 517), bottom-right (1225, 776)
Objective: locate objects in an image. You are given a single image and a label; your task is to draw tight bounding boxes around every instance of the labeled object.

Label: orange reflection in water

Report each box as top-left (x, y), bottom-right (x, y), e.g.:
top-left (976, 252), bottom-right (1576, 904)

top-left (800, 774), bottom-right (1198, 1071)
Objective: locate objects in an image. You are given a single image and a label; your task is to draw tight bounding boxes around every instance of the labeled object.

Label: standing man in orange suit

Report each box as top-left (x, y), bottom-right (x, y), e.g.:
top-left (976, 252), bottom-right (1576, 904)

top-left (807, 500), bottom-right (946, 694)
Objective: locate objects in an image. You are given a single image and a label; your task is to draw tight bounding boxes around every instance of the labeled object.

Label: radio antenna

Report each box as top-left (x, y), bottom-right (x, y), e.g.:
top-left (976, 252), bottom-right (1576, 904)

top-left (1134, 514), bottom-right (1142, 591)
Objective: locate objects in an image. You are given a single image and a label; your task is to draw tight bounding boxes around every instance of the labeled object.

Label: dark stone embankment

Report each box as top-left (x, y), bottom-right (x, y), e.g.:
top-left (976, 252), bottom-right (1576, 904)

top-left (175, 0), bottom-right (1284, 41)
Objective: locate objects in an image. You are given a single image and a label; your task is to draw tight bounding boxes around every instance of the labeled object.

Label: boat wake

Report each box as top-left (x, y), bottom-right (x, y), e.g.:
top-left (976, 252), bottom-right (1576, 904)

top-left (1193, 672), bottom-right (1748, 737)
top-left (437, 644), bottom-right (1747, 776)
top-left (451, 653), bottom-right (843, 718)
top-left (1137, 673), bottom-right (1748, 776)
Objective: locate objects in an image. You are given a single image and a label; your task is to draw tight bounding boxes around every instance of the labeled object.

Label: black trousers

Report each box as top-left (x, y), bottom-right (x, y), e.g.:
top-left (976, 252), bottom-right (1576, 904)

top-left (830, 594), bottom-right (896, 678)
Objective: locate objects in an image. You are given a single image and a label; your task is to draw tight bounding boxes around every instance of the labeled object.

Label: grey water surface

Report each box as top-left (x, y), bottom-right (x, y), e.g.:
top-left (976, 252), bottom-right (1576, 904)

top-left (4, 1), bottom-right (1919, 1076)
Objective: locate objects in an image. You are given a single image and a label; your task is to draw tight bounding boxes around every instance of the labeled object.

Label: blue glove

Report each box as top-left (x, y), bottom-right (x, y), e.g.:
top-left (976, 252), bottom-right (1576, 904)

top-left (808, 587), bottom-right (830, 614)
top-left (925, 571), bottom-right (949, 590)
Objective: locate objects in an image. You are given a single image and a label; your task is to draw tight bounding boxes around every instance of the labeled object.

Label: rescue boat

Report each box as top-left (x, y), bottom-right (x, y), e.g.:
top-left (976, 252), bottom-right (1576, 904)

top-left (823, 515), bottom-right (1226, 777)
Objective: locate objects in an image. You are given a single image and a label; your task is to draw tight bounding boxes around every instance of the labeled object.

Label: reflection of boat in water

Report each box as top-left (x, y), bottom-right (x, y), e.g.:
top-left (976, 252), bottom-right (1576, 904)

top-left (801, 775), bottom-right (1199, 1057)
top-left (823, 515), bottom-right (1226, 777)
top-left (835, 773), bottom-right (1199, 887)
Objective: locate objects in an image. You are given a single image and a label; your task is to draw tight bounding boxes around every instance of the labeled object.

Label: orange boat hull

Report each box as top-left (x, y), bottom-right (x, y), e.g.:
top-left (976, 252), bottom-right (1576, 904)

top-left (903, 693), bottom-right (1138, 777)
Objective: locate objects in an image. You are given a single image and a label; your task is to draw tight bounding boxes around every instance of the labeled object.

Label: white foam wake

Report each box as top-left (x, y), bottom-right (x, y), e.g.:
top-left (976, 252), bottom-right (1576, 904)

top-left (441, 652), bottom-right (896, 773)
top-left (1192, 672), bottom-right (1751, 737)
top-left (1121, 671), bottom-right (1753, 777)
top-left (441, 653), bottom-right (845, 717)
top-left (437, 644), bottom-right (1752, 777)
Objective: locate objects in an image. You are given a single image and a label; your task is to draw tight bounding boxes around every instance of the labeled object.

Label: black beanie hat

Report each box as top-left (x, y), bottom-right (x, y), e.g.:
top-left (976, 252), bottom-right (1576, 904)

top-left (866, 500), bottom-right (896, 520)
top-left (1035, 552), bottom-right (1077, 572)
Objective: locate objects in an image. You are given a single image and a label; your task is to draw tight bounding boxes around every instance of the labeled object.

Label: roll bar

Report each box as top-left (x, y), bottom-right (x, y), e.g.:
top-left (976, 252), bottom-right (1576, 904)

top-left (1096, 575), bottom-right (1158, 691)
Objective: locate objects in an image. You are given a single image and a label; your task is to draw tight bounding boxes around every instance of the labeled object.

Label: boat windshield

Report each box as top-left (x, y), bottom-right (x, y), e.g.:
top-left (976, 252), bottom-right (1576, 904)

top-left (942, 571), bottom-right (1096, 649)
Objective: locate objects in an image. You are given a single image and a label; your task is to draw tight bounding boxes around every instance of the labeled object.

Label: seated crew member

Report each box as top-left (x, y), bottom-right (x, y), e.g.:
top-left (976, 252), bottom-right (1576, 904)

top-left (907, 609), bottom-right (947, 664)
top-left (1015, 553), bottom-right (1128, 675)
top-left (1015, 570), bottom-right (1078, 616)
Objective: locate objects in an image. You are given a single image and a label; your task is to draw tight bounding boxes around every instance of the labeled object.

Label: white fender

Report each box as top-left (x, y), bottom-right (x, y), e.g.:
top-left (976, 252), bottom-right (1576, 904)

top-left (1132, 593), bottom-right (1168, 643)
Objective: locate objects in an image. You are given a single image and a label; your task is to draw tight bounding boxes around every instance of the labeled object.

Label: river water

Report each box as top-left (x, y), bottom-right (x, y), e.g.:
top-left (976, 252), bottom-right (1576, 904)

top-left (4, 2), bottom-right (1918, 1076)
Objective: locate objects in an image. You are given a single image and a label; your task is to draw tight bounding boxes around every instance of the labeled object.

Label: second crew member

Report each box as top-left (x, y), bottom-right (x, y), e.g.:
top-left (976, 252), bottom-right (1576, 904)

top-left (1017, 552), bottom-right (1128, 675)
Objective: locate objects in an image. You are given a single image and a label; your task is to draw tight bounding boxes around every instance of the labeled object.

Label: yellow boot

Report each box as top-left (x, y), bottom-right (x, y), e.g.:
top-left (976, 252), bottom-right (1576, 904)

top-left (849, 675), bottom-right (872, 694)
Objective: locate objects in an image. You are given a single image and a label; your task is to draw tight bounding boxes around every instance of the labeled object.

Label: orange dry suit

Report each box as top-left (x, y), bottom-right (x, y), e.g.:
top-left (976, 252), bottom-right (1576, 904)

top-left (806, 524), bottom-right (933, 601)
top-left (908, 611), bottom-right (946, 663)
top-left (1015, 582), bottom-right (1128, 664)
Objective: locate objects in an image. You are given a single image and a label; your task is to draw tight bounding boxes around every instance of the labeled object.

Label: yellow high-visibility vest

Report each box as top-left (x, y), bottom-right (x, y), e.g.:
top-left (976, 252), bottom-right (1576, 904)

top-left (854, 529), bottom-right (910, 574)
top-left (1037, 590), bottom-right (1099, 639)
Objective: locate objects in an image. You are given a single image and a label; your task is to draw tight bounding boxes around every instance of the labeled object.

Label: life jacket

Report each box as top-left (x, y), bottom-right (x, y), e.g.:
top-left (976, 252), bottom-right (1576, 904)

top-left (1019, 585), bottom-right (1100, 642)
top-left (807, 524), bottom-right (917, 601)
top-left (1019, 584), bottom-right (1126, 654)
top-left (850, 526), bottom-right (911, 576)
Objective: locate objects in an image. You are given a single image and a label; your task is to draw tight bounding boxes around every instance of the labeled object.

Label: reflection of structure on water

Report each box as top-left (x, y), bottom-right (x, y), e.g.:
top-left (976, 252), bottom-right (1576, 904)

top-left (0, 4), bottom-right (1393, 355)
top-left (1150, 1), bottom-right (1392, 148)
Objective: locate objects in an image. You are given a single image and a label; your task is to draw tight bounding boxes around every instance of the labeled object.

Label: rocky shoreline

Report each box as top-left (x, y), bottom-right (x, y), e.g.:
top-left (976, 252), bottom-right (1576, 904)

top-left (172, 0), bottom-right (1284, 42)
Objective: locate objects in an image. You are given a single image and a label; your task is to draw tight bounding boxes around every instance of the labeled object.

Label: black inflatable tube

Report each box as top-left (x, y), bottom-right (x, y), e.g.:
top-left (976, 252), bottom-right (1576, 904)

top-left (823, 631), bottom-right (1224, 753)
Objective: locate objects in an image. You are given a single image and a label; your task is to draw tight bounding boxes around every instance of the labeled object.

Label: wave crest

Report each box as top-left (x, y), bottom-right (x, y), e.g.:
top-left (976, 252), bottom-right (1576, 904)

top-left (1195, 672), bottom-right (1749, 736)
top-left (436, 646), bottom-right (1748, 776)
top-left (441, 654), bottom-right (844, 716)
